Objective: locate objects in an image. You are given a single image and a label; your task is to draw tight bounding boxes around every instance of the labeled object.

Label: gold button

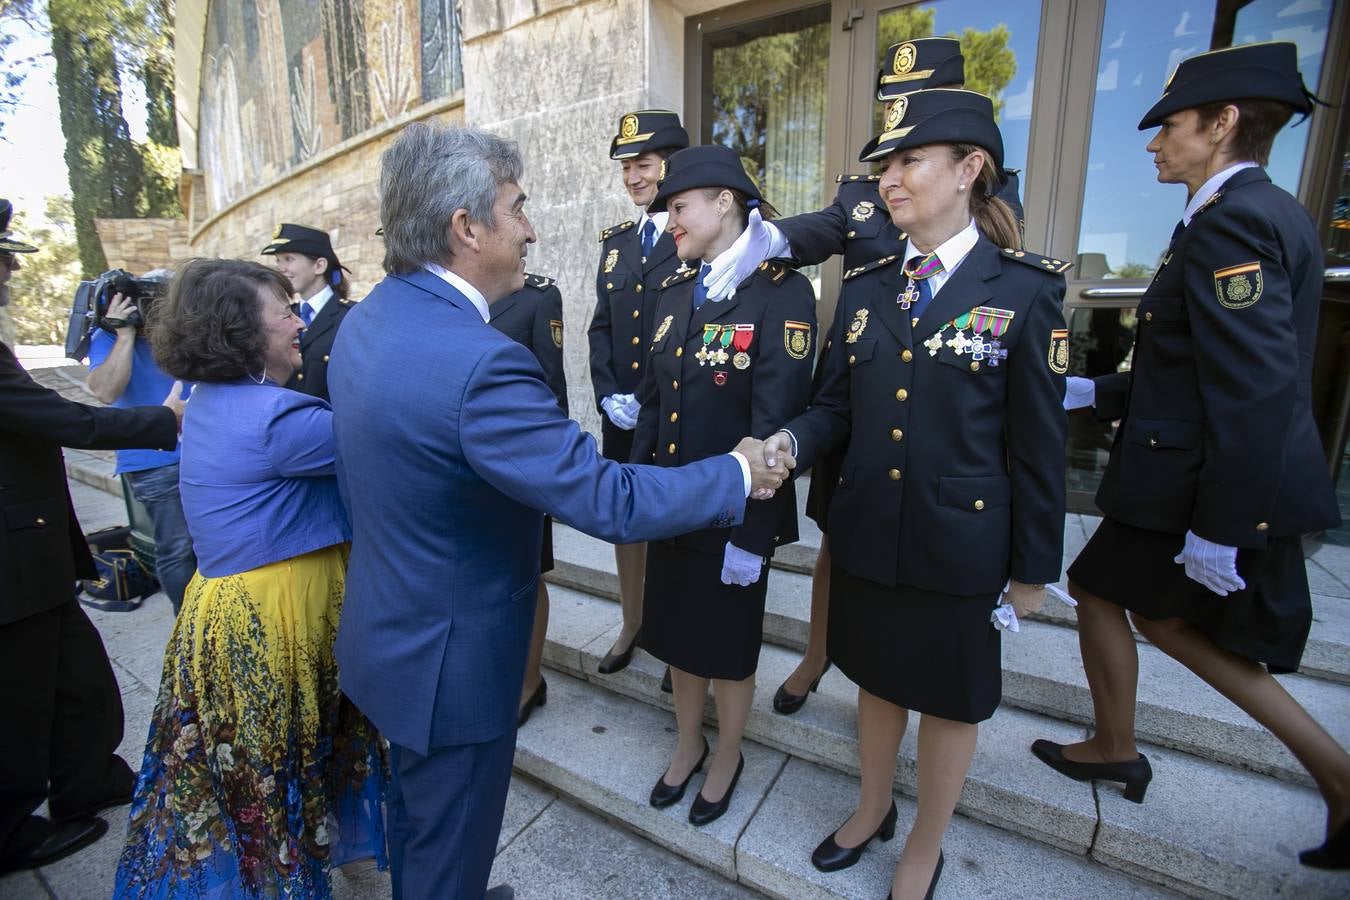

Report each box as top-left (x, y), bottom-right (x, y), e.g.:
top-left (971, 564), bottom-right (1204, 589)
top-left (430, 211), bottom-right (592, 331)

top-left (635, 284), bottom-right (643, 293)
top-left (895, 388), bottom-right (908, 401)
top-left (669, 412), bottom-right (678, 423)
top-left (847, 230), bottom-right (857, 238)
top-left (888, 468), bottom-right (901, 481)
top-left (974, 500), bottom-right (985, 510)
top-left (1149, 437), bottom-right (1158, 448)
top-left (675, 347), bottom-right (683, 357)
top-left (631, 309), bottom-right (640, 319)
top-left (322, 354), bottom-right (330, 362)
top-left (668, 442), bottom-right (677, 454)
top-left (631, 336), bottom-right (640, 345)
top-left (837, 476), bottom-right (844, 486)
top-left (1145, 311), bottom-right (1153, 322)
top-left (891, 428), bottom-right (903, 441)
top-left (297, 373), bottom-right (304, 380)
top-left (672, 380), bottom-right (679, 390)
top-left (848, 354), bottom-right (857, 365)
top-left (901, 349), bottom-right (913, 363)
top-left (631, 361), bottom-right (640, 370)
top-left (35, 517), bottom-right (46, 525)
top-left (970, 361), bottom-right (980, 372)
top-left (606, 282), bottom-right (614, 290)
top-left (1256, 522), bottom-right (1269, 531)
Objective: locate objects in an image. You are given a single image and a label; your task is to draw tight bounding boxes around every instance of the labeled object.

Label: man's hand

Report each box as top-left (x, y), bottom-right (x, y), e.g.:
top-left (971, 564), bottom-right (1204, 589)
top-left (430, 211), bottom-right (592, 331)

top-left (103, 292), bottom-right (139, 336)
top-left (1174, 530), bottom-right (1246, 596)
top-left (1005, 581), bottom-right (1047, 618)
top-left (601, 395), bottom-right (637, 431)
top-left (734, 436), bottom-right (790, 499)
top-left (704, 211), bottom-right (776, 302)
top-left (720, 542), bottom-right (764, 586)
top-left (762, 431), bottom-right (797, 472)
top-left (162, 380), bottom-right (188, 432)
top-left (1064, 376), bottom-right (1095, 411)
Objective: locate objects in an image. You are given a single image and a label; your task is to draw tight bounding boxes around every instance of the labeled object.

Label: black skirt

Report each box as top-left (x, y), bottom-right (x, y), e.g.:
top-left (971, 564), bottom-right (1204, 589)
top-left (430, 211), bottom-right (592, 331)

top-left (1068, 517), bottom-right (1310, 674)
top-left (640, 541), bottom-right (768, 681)
top-left (601, 418), bottom-right (636, 463)
top-left (539, 516), bottom-right (554, 574)
top-left (827, 563), bottom-right (1002, 724)
top-left (804, 446), bottom-right (847, 534)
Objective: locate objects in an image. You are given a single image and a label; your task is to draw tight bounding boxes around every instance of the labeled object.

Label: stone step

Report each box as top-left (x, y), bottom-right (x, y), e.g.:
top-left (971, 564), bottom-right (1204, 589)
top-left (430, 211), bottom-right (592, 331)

top-left (514, 669), bottom-right (1184, 899)
top-left (548, 520), bottom-right (1350, 687)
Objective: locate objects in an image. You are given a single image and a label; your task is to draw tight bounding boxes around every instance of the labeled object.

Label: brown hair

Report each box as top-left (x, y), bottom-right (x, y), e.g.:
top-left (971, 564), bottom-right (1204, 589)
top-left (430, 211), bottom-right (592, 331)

top-left (1194, 98), bottom-right (1294, 166)
top-left (698, 187), bottom-right (778, 231)
top-left (297, 252), bottom-right (350, 300)
top-left (152, 258), bottom-right (293, 382)
top-left (949, 143), bottom-right (1021, 250)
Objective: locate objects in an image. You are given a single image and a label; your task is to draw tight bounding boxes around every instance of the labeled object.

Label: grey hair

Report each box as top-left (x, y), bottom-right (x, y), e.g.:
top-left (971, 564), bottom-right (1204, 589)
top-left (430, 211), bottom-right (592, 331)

top-left (379, 122), bottom-right (525, 274)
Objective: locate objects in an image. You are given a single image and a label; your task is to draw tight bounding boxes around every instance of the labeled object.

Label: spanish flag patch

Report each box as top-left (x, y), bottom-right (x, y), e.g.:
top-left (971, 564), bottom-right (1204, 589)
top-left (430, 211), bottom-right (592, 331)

top-left (1213, 261), bottom-right (1262, 310)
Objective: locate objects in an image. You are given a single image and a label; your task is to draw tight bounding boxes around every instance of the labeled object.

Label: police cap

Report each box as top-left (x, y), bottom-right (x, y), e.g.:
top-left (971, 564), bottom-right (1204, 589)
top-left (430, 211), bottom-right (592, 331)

top-left (1138, 41), bottom-right (1314, 130)
top-left (876, 38), bottom-right (964, 101)
top-left (859, 88), bottom-right (1004, 170)
top-left (609, 110), bottom-right (690, 160)
top-left (647, 145), bottom-right (767, 214)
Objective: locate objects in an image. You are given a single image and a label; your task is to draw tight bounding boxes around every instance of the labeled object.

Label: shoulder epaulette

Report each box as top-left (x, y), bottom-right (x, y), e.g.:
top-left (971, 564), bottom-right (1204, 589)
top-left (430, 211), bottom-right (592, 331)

top-left (1001, 247), bottom-right (1073, 274)
top-left (842, 254), bottom-right (901, 281)
top-left (755, 259), bottom-right (790, 284)
top-left (524, 273), bottom-right (555, 290)
top-left (599, 220), bottom-right (635, 242)
top-left (660, 263), bottom-right (698, 289)
top-left (338, 298), bottom-right (356, 307)
top-left (1002, 167), bottom-right (1023, 176)
top-left (1191, 191), bottom-right (1223, 221)
top-left (835, 173), bottom-right (881, 184)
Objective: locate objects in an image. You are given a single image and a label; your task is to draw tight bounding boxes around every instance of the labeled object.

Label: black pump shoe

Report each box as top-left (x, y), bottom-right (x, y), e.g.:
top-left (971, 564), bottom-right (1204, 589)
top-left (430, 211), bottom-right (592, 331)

top-left (598, 631), bottom-right (641, 674)
top-left (517, 678), bottom-right (546, 727)
top-left (812, 799), bottom-right (897, 872)
top-left (1300, 818), bottom-right (1350, 870)
top-left (773, 660), bottom-right (832, 716)
top-left (650, 739), bottom-right (709, 808)
top-left (689, 754), bottom-right (744, 826)
top-left (1031, 739), bottom-right (1152, 803)
top-left (925, 849), bottom-right (944, 900)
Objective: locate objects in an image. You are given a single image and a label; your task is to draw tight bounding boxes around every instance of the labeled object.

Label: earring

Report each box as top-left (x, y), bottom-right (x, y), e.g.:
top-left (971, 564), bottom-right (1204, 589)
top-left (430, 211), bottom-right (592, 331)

top-left (958, 184), bottom-right (966, 192)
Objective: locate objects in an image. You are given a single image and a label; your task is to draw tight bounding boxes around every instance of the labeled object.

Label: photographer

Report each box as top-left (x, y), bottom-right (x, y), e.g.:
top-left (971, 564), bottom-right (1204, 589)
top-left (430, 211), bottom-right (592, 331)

top-left (86, 288), bottom-right (196, 614)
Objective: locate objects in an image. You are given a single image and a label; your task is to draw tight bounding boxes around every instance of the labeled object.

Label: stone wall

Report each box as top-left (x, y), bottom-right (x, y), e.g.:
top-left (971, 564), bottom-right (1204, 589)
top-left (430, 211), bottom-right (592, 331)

top-left (93, 219), bottom-right (193, 274)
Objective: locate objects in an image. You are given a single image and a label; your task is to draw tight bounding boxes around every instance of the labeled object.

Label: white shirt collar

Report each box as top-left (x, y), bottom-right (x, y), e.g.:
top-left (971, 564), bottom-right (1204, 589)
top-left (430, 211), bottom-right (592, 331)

top-left (638, 211), bottom-right (668, 241)
top-left (299, 284), bottom-right (333, 318)
top-left (424, 264), bottom-right (490, 323)
top-left (902, 219), bottom-right (979, 296)
top-left (1182, 162), bottom-right (1257, 225)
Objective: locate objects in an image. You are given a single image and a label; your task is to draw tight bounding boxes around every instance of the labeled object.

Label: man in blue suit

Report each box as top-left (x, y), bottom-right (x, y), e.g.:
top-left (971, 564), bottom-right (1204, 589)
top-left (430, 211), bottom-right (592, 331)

top-left (329, 123), bottom-right (790, 900)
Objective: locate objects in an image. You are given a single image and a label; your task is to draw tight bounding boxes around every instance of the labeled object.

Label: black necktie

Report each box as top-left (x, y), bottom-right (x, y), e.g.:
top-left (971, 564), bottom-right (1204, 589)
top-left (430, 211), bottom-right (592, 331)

top-left (641, 220), bottom-right (656, 259)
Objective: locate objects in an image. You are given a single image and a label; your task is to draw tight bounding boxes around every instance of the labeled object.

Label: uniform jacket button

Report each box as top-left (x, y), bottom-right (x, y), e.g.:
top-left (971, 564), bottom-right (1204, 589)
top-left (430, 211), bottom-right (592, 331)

top-left (1256, 522), bottom-right (1269, 531)
top-left (631, 361), bottom-right (640, 370)
top-left (848, 354), bottom-right (857, 365)
top-left (675, 347), bottom-right (683, 357)
top-left (974, 500), bottom-right (985, 510)
top-left (297, 373), bottom-right (304, 380)
top-left (631, 309), bottom-right (640, 319)
top-left (669, 412), bottom-right (678, 423)
top-left (888, 469), bottom-right (901, 481)
top-left (901, 349), bottom-right (913, 362)
top-left (1148, 437), bottom-right (1158, 448)
top-left (606, 282), bottom-right (614, 290)
top-left (667, 443), bottom-right (676, 455)
top-left (1144, 311), bottom-right (1153, 321)
top-left (891, 428), bottom-right (903, 441)
top-left (35, 517), bottom-right (46, 525)
top-left (322, 354), bottom-right (330, 362)
top-left (635, 284), bottom-right (643, 293)
top-left (672, 380), bottom-right (679, 390)
top-left (969, 361), bottom-right (980, 372)
top-left (631, 336), bottom-right (640, 345)
top-left (895, 388), bottom-right (908, 401)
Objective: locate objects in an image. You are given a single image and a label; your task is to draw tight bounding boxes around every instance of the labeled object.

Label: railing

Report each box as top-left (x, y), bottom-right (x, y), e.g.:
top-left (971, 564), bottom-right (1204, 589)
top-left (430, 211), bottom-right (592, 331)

top-left (1075, 268), bottom-right (1350, 301)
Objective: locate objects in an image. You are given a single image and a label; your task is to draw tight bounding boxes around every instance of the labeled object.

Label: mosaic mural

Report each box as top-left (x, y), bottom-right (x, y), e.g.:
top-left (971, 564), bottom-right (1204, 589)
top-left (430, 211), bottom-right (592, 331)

top-left (199, 0), bottom-right (463, 211)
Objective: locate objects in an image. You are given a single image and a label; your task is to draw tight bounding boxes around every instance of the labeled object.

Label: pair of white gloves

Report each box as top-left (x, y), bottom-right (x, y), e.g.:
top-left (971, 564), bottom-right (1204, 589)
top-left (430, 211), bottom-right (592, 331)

top-left (1064, 376), bottom-right (1247, 596)
top-left (701, 207), bottom-right (786, 302)
top-left (600, 393), bottom-right (641, 431)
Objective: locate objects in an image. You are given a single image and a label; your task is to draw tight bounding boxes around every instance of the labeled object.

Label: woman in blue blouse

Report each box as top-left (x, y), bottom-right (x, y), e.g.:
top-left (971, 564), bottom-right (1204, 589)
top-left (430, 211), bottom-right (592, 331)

top-left (114, 259), bottom-right (385, 899)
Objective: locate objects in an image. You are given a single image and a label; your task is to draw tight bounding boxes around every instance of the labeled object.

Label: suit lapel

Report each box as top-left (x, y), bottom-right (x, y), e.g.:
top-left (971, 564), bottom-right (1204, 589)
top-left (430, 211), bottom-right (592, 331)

top-left (913, 239), bottom-right (998, 341)
top-left (620, 226), bottom-right (644, 279)
top-left (868, 262), bottom-right (911, 350)
top-left (668, 280), bottom-right (696, 349)
top-left (644, 231), bottom-right (678, 275)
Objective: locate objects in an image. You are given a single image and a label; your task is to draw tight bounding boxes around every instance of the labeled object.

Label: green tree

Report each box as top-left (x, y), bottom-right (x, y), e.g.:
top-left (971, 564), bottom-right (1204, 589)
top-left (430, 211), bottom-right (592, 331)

top-left (7, 196), bottom-right (82, 345)
top-left (0, 0), bottom-right (41, 140)
top-left (1112, 261), bottom-right (1154, 279)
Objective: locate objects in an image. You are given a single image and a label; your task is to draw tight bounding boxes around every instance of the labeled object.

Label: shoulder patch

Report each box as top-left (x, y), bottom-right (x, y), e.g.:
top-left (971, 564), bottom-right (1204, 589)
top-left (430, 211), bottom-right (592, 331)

top-left (835, 173), bottom-right (882, 184)
top-left (524, 273), bottom-right (555, 290)
top-left (842, 254), bottom-right (901, 281)
top-left (660, 263), bottom-right (698, 290)
top-left (755, 259), bottom-right (791, 284)
top-left (599, 220), bottom-right (636, 242)
top-left (1001, 247), bottom-right (1073, 275)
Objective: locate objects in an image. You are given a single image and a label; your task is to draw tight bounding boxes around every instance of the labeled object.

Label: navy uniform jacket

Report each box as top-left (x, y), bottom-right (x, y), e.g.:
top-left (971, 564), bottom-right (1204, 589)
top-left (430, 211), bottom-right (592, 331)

top-left (588, 220), bottom-right (684, 410)
top-left (785, 238), bottom-right (1068, 594)
top-left (490, 274), bottom-right (568, 414)
top-left (778, 172), bottom-right (1024, 269)
top-left (633, 261), bottom-right (816, 558)
top-left (0, 340), bottom-right (178, 625)
top-left (1093, 167), bottom-right (1339, 546)
top-left (286, 294), bottom-right (354, 401)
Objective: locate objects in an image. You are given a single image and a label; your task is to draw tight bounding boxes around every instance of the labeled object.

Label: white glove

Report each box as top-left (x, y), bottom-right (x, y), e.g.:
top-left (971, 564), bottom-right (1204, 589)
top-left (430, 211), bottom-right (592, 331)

top-left (1064, 376), bottom-right (1095, 411)
top-left (617, 392), bottom-right (641, 422)
top-left (1173, 530), bottom-right (1246, 596)
top-left (720, 542), bottom-right (764, 586)
top-left (704, 208), bottom-right (780, 302)
top-left (601, 395), bottom-right (638, 431)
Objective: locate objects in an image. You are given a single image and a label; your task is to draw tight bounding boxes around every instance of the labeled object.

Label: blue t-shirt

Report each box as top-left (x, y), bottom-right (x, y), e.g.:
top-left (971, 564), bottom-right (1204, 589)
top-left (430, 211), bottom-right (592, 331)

top-left (88, 329), bottom-right (185, 474)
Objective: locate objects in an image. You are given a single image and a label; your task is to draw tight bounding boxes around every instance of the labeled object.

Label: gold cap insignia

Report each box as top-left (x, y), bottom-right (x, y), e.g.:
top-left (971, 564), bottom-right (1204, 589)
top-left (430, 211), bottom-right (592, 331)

top-left (658, 158), bottom-right (668, 182)
top-left (620, 114), bottom-right (639, 138)
top-left (894, 42), bottom-right (916, 76)
top-left (272, 224), bottom-right (284, 239)
top-left (884, 97), bottom-right (908, 132)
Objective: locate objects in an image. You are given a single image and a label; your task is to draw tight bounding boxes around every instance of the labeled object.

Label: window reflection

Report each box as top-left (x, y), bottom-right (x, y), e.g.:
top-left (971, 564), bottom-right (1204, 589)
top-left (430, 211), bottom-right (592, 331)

top-left (1076, 0), bottom-right (1334, 280)
top-left (1065, 306), bottom-right (1138, 496)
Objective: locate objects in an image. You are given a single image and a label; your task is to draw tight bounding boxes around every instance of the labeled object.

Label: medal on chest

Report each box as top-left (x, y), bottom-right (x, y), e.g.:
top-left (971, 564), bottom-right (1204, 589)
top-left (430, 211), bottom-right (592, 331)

top-left (731, 324), bottom-right (755, 370)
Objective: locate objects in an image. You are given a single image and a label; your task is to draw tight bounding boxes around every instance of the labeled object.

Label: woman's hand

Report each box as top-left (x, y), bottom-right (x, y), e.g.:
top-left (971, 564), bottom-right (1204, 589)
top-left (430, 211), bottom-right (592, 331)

top-left (1005, 580), bottom-right (1047, 618)
top-left (720, 543), bottom-right (764, 586)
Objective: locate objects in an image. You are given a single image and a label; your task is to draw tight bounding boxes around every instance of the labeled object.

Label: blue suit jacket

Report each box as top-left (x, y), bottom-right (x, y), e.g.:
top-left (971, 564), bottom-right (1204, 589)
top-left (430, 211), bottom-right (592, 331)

top-left (329, 270), bottom-right (746, 754)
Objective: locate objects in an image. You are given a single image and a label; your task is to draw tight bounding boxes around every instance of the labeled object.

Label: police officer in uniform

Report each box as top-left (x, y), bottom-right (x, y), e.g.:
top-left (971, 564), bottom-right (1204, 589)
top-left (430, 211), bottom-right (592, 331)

top-left (633, 146), bottom-right (815, 826)
top-left (763, 89), bottom-right (1067, 899)
top-left (1033, 43), bottom-right (1350, 870)
top-left (261, 223), bottom-right (354, 401)
top-left (588, 110), bottom-right (690, 675)
top-left (490, 272), bottom-right (568, 726)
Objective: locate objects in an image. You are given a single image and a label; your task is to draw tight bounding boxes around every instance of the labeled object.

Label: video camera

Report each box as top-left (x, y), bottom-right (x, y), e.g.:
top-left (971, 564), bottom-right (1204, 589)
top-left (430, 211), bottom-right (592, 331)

top-left (64, 268), bottom-right (170, 360)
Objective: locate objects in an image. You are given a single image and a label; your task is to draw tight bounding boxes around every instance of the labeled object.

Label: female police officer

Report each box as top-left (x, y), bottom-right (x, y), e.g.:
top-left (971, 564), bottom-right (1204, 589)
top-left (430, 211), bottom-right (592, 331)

top-left (763, 89), bottom-right (1068, 898)
top-left (632, 146), bottom-right (815, 826)
top-left (1032, 42), bottom-right (1350, 870)
top-left (588, 111), bottom-right (690, 675)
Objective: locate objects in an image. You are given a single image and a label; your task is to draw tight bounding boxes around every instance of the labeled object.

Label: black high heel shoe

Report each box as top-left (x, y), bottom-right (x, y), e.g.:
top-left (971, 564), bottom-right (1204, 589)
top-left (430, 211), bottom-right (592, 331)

top-left (689, 754), bottom-right (744, 826)
top-left (883, 849), bottom-right (943, 900)
top-left (517, 677), bottom-right (546, 727)
top-left (598, 630), bottom-right (641, 674)
top-left (773, 660), bottom-right (832, 716)
top-left (1031, 739), bottom-right (1152, 803)
top-left (649, 739), bottom-right (709, 808)
top-left (812, 799), bottom-right (897, 871)
top-left (1300, 818), bottom-right (1350, 870)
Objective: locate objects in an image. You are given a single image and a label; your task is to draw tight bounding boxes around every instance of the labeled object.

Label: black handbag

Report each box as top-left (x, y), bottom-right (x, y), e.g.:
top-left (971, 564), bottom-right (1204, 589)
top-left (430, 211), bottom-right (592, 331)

top-left (79, 526), bottom-right (160, 612)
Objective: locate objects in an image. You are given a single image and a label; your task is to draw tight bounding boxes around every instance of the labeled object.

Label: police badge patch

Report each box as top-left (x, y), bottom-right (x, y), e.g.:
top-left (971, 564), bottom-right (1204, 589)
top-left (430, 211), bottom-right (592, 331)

top-left (785, 321), bottom-right (811, 360)
top-left (550, 319), bottom-right (563, 349)
top-left (1213, 261), bottom-right (1262, 310)
top-left (652, 314), bottom-right (673, 344)
top-left (1048, 328), bottom-right (1069, 374)
top-left (845, 308), bottom-right (869, 344)
top-left (604, 248), bottom-right (619, 273)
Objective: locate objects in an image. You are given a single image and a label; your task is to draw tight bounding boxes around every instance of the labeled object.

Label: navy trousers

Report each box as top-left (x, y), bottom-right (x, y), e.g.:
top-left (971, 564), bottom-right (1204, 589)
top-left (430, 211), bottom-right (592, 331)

top-left (387, 729), bottom-right (517, 900)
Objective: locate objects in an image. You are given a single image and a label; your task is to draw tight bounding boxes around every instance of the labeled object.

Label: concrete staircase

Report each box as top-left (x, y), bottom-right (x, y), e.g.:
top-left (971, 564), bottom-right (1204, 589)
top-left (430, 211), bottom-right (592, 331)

top-left (524, 488), bottom-right (1350, 900)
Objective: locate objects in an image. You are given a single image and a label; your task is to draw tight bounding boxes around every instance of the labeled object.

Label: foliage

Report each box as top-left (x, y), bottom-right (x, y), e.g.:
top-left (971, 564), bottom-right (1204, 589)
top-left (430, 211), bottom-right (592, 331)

top-left (0, 0), bottom-right (42, 140)
top-left (7, 196), bottom-right (82, 344)
top-left (1112, 261), bottom-right (1154, 279)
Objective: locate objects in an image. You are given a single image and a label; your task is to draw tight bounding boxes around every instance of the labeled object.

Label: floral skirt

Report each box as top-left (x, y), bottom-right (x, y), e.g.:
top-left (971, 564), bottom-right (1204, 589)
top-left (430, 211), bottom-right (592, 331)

top-left (113, 544), bottom-right (387, 899)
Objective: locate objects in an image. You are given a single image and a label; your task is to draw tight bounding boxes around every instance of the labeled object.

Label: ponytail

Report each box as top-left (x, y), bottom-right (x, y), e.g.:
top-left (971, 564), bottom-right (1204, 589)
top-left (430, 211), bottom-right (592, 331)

top-left (950, 144), bottom-right (1021, 250)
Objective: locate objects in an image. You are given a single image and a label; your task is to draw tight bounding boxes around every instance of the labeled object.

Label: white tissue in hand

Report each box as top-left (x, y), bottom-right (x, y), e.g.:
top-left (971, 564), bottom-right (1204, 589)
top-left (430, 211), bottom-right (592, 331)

top-left (991, 604), bottom-right (1020, 632)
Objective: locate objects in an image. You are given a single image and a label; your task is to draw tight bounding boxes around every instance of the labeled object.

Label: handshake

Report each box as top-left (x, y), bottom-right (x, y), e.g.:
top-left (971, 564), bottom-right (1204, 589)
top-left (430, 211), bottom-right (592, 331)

top-left (733, 432), bottom-right (797, 500)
